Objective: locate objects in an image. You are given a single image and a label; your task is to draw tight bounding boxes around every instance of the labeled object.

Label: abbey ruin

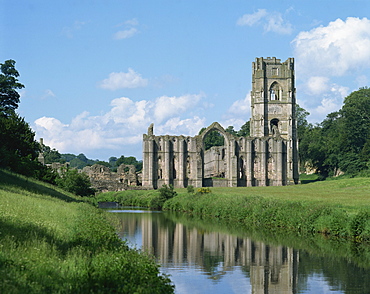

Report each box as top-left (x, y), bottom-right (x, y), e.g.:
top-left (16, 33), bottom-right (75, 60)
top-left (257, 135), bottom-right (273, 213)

top-left (142, 57), bottom-right (299, 188)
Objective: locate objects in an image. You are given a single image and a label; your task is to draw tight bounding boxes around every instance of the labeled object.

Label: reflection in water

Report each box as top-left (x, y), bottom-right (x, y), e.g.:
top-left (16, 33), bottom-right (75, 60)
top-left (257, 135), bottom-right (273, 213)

top-left (110, 209), bottom-right (370, 294)
top-left (114, 211), bottom-right (299, 293)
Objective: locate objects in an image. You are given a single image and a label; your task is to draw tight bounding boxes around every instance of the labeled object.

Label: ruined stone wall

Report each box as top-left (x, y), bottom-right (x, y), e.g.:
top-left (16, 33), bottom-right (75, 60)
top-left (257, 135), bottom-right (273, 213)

top-left (83, 164), bottom-right (141, 193)
top-left (142, 57), bottom-right (299, 188)
top-left (142, 122), bottom-right (291, 188)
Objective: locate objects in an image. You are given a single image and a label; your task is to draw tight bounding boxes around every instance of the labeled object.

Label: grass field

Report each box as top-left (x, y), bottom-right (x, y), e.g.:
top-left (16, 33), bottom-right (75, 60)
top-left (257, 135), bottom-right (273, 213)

top-left (177, 177), bottom-right (370, 214)
top-left (0, 169), bottom-right (174, 293)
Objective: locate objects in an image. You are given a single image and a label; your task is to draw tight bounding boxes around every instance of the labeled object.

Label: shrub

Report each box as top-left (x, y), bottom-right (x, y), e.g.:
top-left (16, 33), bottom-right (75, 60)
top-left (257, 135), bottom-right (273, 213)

top-left (187, 185), bottom-right (195, 194)
top-left (56, 168), bottom-right (95, 196)
top-left (159, 184), bottom-right (177, 200)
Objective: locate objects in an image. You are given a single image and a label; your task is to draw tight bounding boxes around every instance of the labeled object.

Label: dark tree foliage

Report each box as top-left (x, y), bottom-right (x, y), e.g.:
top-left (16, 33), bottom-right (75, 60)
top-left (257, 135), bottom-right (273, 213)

top-left (56, 168), bottom-right (95, 196)
top-left (300, 87), bottom-right (370, 177)
top-left (109, 156), bottom-right (118, 167)
top-left (0, 60), bottom-right (24, 114)
top-left (95, 160), bottom-right (111, 168)
top-left (199, 128), bottom-right (225, 150)
top-left (225, 126), bottom-right (237, 136)
top-left (42, 145), bottom-right (64, 164)
top-left (115, 155), bottom-right (143, 171)
top-left (66, 153), bottom-right (97, 169)
top-left (0, 111), bottom-right (41, 175)
top-left (237, 121), bottom-right (250, 137)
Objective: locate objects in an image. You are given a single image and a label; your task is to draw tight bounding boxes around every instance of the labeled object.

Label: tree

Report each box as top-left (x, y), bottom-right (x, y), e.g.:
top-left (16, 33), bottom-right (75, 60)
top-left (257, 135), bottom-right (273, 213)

top-left (225, 126), bottom-right (237, 136)
top-left (115, 155), bottom-right (143, 171)
top-left (0, 111), bottom-right (40, 174)
top-left (296, 104), bottom-right (310, 142)
top-left (42, 145), bottom-right (64, 164)
top-left (0, 60), bottom-right (24, 115)
top-left (198, 128), bottom-right (224, 150)
top-left (56, 168), bottom-right (95, 196)
top-left (341, 87), bottom-right (370, 153)
top-left (237, 121), bottom-right (250, 137)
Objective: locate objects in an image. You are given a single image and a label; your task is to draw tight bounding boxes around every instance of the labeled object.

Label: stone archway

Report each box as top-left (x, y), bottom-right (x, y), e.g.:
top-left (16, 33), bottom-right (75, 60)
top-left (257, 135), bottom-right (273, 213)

top-left (199, 122), bottom-right (230, 187)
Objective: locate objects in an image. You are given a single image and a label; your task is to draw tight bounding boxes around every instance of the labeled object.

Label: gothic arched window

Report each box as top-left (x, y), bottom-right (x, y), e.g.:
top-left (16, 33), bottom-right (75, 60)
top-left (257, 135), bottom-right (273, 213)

top-left (269, 82), bottom-right (281, 101)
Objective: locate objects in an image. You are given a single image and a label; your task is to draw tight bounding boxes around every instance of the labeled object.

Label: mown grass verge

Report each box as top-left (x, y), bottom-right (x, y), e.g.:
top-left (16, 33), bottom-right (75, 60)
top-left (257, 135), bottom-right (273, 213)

top-left (0, 169), bottom-right (174, 293)
top-left (97, 178), bottom-right (370, 241)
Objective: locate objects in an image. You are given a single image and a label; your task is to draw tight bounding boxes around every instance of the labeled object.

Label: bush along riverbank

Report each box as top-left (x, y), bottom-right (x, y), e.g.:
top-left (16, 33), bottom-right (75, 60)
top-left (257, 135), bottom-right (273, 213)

top-left (0, 169), bottom-right (174, 293)
top-left (96, 180), bottom-right (370, 242)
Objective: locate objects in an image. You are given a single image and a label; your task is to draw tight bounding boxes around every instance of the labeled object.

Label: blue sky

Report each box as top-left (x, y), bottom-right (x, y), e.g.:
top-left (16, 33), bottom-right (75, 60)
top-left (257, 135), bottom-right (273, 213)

top-left (2, 0), bottom-right (370, 161)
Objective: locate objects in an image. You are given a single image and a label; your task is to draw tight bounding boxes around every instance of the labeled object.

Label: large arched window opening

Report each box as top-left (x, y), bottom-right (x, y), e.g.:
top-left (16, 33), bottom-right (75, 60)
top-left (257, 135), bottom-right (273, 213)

top-left (202, 129), bottom-right (226, 179)
top-left (269, 82), bottom-right (281, 101)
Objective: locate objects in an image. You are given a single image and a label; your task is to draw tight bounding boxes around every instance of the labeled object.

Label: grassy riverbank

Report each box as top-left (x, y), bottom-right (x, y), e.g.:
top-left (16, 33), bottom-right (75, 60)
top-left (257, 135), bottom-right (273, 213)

top-left (0, 169), bottom-right (174, 293)
top-left (97, 177), bottom-right (370, 241)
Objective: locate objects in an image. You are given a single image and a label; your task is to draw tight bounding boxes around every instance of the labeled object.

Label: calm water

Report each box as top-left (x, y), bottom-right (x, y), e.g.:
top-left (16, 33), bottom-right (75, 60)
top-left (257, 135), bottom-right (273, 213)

top-left (108, 207), bottom-right (370, 294)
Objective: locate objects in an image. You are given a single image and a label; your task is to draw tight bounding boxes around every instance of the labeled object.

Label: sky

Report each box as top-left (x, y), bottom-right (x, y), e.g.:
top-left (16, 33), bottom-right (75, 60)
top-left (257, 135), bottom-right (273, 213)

top-left (1, 0), bottom-right (370, 161)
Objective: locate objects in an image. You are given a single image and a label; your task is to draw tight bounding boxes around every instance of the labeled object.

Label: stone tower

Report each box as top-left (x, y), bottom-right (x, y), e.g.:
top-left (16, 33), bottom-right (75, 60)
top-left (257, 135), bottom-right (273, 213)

top-left (250, 57), bottom-right (298, 184)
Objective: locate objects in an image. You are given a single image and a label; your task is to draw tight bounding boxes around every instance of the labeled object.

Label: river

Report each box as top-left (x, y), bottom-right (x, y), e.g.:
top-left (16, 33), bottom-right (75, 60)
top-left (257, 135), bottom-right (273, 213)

top-left (107, 207), bottom-right (370, 294)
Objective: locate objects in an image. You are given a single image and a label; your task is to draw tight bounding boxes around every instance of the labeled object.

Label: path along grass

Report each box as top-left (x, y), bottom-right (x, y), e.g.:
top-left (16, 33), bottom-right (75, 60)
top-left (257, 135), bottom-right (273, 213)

top-left (0, 169), bottom-right (174, 293)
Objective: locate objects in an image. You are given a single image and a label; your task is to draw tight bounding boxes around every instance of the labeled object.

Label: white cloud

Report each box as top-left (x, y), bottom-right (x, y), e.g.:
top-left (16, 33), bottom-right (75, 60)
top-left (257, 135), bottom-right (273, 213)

top-left (299, 83), bottom-right (349, 123)
top-left (219, 93), bottom-right (251, 130)
top-left (99, 69), bottom-right (148, 90)
top-left (237, 9), bottom-right (267, 26)
top-left (237, 9), bottom-right (292, 35)
top-left (226, 93), bottom-right (251, 117)
top-left (293, 17), bottom-right (370, 123)
top-left (264, 12), bottom-right (293, 35)
top-left (114, 27), bottom-right (138, 40)
top-left (33, 94), bottom-right (206, 159)
top-left (113, 18), bottom-right (139, 40)
top-left (293, 17), bottom-right (370, 77)
top-left (153, 94), bottom-right (204, 122)
top-left (124, 18), bottom-right (139, 26)
top-left (306, 76), bottom-right (330, 95)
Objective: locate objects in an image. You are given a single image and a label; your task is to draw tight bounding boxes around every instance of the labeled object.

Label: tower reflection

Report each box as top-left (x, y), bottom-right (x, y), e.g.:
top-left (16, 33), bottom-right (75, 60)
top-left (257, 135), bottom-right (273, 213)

top-left (116, 212), bottom-right (298, 293)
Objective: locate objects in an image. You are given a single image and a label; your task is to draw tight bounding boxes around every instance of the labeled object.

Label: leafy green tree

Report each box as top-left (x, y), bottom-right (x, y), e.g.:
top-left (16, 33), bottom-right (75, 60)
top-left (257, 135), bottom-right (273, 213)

top-left (68, 153), bottom-right (97, 169)
top-left (69, 157), bottom-right (88, 169)
top-left (341, 87), bottom-right (370, 153)
top-left (115, 155), bottom-right (143, 171)
top-left (0, 60), bottom-right (24, 115)
top-left (109, 156), bottom-right (118, 167)
top-left (42, 145), bottom-right (64, 164)
top-left (0, 111), bottom-right (40, 174)
top-left (61, 153), bottom-right (77, 162)
top-left (237, 121), bottom-right (250, 137)
top-left (95, 160), bottom-right (111, 168)
top-left (225, 126), bottom-right (237, 136)
top-left (56, 168), bottom-right (95, 196)
top-left (199, 128), bottom-right (224, 150)
top-left (296, 104), bottom-right (310, 142)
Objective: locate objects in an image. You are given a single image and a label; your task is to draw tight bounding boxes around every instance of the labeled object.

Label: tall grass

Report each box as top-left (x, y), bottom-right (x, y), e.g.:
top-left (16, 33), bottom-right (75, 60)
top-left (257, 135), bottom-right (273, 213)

top-left (0, 169), bottom-right (174, 293)
top-left (162, 178), bottom-right (370, 241)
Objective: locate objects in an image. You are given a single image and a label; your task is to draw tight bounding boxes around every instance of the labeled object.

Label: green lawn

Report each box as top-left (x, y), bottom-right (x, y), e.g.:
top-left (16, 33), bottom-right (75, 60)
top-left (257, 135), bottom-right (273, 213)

top-left (175, 177), bottom-right (370, 214)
